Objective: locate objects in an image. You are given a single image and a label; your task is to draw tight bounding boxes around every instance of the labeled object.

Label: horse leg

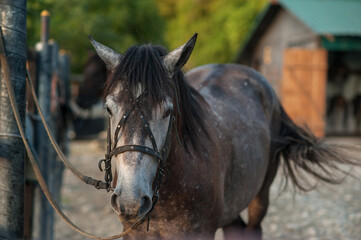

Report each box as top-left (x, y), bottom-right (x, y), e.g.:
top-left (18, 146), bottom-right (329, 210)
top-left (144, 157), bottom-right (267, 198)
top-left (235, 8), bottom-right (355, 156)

top-left (246, 157), bottom-right (279, 239)
top-left (222, 216), bottom-right (247, 239)
top-left (223, 157), bottom-right (279, 240)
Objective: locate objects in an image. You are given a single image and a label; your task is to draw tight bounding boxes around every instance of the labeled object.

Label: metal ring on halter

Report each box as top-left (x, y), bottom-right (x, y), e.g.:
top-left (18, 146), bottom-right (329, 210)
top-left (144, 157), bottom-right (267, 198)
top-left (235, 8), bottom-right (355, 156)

top-left (98, 159), bottom-right (106, 172)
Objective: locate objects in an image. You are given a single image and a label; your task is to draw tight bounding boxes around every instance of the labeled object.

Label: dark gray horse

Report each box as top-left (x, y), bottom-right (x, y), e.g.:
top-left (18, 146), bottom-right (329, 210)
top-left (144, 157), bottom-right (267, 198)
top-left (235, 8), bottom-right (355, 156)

top-left (90, 34), bottom-right (358, 239)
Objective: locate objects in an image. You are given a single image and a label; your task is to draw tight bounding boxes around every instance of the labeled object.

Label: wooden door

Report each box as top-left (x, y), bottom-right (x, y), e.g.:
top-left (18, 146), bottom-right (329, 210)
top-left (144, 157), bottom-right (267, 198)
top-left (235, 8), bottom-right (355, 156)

top-left (281, 48), bottom-right (328, 137)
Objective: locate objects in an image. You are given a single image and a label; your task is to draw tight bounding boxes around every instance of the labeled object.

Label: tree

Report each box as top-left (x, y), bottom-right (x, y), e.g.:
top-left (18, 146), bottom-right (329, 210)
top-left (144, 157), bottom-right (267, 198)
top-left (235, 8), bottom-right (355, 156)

top-left (27, 0), bottom-right (267, 71)
top-left (28, 0), bottom-right (165, 72)
top-left (156, 0), bottom-right (267, 69)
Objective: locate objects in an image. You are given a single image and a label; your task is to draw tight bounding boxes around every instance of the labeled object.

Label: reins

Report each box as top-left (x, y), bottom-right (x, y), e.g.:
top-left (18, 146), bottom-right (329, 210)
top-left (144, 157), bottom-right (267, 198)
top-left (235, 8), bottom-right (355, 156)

top-left (0, 28), bottom-right (155, 239)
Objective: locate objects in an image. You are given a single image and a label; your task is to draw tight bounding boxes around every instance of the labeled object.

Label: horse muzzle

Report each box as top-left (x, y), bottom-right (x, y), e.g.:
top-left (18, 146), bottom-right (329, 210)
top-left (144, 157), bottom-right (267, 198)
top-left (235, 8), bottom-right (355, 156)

top-left (111, 191), bottom-right (153, 219)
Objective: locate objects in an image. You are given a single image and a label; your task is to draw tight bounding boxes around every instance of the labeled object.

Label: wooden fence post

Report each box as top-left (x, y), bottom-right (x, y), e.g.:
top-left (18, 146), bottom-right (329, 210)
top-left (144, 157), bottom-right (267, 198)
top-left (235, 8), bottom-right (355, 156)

top-left (53, 50), bottom-right (70, 203)
top-left (0, 0), bottom-right (27, 239)
top-left (34, 10), bottom-right (54, 240)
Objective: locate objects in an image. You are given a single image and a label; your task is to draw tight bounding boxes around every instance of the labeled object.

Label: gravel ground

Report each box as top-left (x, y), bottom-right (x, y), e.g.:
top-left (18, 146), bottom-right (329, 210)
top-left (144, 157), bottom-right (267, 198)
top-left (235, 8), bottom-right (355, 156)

top-left (54, 135), bottom-right (361, 240)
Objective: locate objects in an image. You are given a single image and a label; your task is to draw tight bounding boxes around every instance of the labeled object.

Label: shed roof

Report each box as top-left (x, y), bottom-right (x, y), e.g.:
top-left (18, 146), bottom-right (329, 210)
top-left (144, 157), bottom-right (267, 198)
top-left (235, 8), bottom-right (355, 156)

top-left (235, 0), bottom-right (361, 62)
top-left (279, 0), bottom-right (361, 36)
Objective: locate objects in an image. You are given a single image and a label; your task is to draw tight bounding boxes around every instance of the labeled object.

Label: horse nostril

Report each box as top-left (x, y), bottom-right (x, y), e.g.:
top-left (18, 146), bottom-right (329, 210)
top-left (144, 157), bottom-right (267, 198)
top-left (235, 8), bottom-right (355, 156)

top-left (138, 196), bottom-right (152, 216)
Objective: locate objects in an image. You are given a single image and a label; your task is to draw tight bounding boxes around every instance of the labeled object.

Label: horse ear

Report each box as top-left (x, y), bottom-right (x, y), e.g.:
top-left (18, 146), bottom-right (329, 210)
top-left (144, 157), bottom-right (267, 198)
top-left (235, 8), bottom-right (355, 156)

top-left (89, 35), bottom-right (122, 71)
top-left (163, 33), bottom-right (198, 74)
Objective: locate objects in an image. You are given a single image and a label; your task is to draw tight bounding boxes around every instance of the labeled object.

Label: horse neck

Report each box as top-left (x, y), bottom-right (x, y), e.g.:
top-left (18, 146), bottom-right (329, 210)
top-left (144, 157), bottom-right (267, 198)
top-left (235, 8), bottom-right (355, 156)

top-left (162, 130), bottom-right (208, 192)
top-left (160, 91), bottom-right (212, 195)
top-left (166, 135), bottom-right (184, 174)
top-left (162, 135), bottom-right (189, 191)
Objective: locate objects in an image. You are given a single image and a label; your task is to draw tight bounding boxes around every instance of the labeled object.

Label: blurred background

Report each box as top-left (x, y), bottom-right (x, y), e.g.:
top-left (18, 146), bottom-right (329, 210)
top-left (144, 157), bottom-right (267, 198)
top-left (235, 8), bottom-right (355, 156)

top-left (27, 0), bottom-right (267, 73)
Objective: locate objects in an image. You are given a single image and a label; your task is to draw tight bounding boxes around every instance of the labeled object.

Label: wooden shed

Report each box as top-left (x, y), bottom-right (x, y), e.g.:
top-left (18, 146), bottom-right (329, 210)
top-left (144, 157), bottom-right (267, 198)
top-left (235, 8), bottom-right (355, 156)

top-left (236, 0), bottom-right (361, 137)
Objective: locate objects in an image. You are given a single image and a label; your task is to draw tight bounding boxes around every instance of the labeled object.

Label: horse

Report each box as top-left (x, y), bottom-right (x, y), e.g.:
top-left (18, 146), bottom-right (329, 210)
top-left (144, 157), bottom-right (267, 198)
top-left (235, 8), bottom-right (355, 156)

top-left (76, 51), bottom-right (108, 109)
top-left (71, 52), bottom-right (110, 138)
top-left (89, 34), bottom-right (359, 240)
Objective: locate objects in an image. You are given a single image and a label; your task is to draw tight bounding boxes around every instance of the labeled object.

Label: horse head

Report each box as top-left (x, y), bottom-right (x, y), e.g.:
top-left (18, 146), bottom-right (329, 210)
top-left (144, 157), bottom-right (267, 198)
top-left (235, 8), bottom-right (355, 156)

top-left (90, 34), bottom-right (197, 221)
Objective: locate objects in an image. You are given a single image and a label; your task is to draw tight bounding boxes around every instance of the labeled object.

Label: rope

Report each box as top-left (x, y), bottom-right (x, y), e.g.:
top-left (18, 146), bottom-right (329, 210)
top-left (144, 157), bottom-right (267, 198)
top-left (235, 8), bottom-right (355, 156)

top-left (0, 27), bottom-right (143, 239)
top-left (26, 69), bottom-right (110, 189)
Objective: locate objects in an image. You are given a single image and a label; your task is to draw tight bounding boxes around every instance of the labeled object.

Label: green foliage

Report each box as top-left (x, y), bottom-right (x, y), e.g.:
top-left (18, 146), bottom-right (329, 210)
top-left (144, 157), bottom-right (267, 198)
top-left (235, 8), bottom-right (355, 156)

top-left (156, 0), bottom-right (267, 69)
top-left (27, 0), bottom-right (165, 72)
top-left (27, 0), bottom-right (267, 72)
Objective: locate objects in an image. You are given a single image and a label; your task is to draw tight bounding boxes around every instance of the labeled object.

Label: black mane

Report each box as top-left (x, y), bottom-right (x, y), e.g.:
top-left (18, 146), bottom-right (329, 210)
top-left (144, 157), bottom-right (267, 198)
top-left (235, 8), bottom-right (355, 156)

top-left (103, 44), bottom-right (207, 152)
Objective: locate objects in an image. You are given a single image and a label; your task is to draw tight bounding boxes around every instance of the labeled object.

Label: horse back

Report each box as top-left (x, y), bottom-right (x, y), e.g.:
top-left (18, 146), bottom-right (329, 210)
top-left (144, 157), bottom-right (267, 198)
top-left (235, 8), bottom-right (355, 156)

top-left (187, 64), bottom-right (278, 122)
top-left (186, 64), bottom-right (281, 226)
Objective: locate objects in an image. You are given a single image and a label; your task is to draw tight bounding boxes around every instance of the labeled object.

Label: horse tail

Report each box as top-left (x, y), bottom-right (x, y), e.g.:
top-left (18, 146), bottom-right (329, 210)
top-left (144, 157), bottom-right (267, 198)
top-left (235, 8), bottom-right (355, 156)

top-left (274, 105), bottom-right (360, 191)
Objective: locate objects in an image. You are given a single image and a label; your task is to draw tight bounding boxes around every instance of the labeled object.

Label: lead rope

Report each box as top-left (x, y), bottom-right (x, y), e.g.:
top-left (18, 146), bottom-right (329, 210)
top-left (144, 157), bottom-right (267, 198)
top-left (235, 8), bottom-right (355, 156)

top-left (0, 28), bottom-right (145, 239)
top-left (27, 67), bottom-right (111, 190)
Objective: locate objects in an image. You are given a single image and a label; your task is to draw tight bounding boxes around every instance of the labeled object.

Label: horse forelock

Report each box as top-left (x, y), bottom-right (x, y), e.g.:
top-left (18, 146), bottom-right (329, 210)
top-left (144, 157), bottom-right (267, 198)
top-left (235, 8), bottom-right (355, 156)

top-left (103, 43), bottom-right (208, 153)
top-left (103, 44), bottom-right (170, 105)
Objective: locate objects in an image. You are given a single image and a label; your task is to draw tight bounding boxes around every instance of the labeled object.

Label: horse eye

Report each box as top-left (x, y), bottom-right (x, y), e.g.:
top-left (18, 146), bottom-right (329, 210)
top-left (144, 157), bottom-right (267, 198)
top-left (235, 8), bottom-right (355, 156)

top-left (106, 106), bottom-right (112, 116)
top-left (163, 109), bottom-right (172, 119)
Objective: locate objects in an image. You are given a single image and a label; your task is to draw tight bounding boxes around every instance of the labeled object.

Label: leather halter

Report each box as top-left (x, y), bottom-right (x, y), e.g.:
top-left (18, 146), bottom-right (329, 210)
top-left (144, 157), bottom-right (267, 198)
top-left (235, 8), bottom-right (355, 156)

top-left (98, 92), bottom-right (174, 220)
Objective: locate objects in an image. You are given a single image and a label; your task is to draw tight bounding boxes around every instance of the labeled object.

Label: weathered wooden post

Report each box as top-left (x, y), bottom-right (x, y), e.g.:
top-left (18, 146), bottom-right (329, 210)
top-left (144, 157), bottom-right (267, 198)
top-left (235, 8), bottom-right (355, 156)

top-left (53, 50), bottom-right (70, 203)
top-left (34, 10), bottom-right (54, 240)
top-left (0, 0), bottom-right (27, 239)
top-left (46, 39), bottom-right (59, 238)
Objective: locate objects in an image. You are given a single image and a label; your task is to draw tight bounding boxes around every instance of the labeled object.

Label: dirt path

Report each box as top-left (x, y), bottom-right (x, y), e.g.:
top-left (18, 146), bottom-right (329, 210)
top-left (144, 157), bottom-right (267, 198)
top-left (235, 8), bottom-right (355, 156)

top-left (54, 136), bottom-right (361, 239)
top-left (54, 136), bottom-right (122, 239)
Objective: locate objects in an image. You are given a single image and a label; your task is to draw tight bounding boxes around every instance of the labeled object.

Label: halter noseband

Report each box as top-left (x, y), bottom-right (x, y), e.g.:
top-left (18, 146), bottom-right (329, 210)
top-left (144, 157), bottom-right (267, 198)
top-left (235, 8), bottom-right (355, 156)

top-left (98, 92), bottom-right (174, 222)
